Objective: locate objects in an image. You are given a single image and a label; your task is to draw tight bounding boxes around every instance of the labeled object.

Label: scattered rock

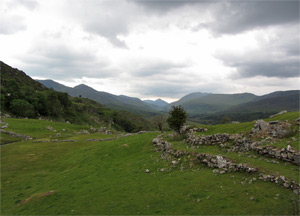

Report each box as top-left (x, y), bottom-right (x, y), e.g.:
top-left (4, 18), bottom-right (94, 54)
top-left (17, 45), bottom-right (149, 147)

top-left (46, 126), bottom-right (53, 130)
top-left (213, 169), bottom-right (219, 174)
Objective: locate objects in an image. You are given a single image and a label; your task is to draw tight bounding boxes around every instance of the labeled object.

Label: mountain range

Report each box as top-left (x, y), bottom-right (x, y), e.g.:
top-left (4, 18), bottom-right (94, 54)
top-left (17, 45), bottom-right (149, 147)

top-left (37, 79), bottom-right (166, 117)
top-left (38, 79), bottom-right (299, 123)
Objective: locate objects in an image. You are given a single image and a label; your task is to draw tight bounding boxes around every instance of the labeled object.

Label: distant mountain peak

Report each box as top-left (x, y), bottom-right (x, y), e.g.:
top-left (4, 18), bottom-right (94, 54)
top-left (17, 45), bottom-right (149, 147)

top-left (143, 98), bottom-right (169, 107)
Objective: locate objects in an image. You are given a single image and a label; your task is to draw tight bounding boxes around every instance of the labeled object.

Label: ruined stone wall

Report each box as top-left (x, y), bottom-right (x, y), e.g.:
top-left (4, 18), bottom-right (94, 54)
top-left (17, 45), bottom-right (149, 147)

top-left (186, 133), bottom-right (232, 146)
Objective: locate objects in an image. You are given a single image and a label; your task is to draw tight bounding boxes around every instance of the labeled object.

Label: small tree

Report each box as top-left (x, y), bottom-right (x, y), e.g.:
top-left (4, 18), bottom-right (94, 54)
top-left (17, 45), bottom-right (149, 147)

top-left (151, 114), bottom-right (166, 132)
top-left (167, 105), bottom-right (187, 134)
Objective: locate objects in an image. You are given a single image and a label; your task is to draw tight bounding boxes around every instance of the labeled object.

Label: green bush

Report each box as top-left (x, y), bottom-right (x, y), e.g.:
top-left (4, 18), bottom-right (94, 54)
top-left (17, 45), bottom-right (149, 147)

top-left (167, 105), bottom-right (187, 134)
top-left (10, 99), bottom-right (35, 118)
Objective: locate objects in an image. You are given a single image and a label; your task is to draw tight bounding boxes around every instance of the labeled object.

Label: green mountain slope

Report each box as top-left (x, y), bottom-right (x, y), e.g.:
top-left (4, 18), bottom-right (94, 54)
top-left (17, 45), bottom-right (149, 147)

top-left (229, 90), bottom-right (300, 113)
top-left (38, 80), bottom-right (162, 117)
top-left (0, 61), bottom-right (151, 132)
top-left (189, 91), bottom-right (300, 124)
top-left (170, 93), bottom-right (257, 114)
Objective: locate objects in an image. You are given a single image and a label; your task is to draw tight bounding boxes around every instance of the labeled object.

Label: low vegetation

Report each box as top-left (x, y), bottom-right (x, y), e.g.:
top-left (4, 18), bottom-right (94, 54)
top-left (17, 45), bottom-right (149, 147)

top-left (1, 111), bottom-right (299, 214)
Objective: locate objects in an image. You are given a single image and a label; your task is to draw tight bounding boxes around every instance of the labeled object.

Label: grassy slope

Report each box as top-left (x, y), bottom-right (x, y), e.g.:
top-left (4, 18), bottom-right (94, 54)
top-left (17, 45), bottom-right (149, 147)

top-left (1, 115), bottom-right (299, 215)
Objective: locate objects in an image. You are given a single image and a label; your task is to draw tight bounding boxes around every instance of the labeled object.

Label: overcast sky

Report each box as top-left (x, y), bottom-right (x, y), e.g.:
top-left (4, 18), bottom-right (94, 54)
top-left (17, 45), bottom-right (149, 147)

top-left (1, 0), bottom-right (299, 102)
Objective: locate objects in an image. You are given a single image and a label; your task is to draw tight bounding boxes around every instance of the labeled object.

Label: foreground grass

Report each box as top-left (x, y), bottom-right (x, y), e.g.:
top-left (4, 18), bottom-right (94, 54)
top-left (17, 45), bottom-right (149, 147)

top-left (1, 116), bottom-right (299, 214)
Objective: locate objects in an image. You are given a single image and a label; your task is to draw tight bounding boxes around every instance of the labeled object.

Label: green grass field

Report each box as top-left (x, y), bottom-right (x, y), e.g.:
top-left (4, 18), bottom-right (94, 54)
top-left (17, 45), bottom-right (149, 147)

top-left (1, 112), bottom-right (299, 215)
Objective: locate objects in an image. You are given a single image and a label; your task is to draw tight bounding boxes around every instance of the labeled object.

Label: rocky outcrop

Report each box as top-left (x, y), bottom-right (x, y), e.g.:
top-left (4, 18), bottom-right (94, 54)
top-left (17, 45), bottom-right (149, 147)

top-left (251, 119), bottom-right (291, 138)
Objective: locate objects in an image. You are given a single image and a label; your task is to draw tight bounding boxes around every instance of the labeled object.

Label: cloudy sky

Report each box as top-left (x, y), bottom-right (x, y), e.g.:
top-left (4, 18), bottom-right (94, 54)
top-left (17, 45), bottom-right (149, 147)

top-left (1, 0), bottom-right (299, 102)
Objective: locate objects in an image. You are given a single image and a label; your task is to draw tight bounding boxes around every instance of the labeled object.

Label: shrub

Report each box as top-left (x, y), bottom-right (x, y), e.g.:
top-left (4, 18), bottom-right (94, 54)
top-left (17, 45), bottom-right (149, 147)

top-left (167, 105), bottom-right (187, 134)
top-left (10, 99), bottom-right (35, 118)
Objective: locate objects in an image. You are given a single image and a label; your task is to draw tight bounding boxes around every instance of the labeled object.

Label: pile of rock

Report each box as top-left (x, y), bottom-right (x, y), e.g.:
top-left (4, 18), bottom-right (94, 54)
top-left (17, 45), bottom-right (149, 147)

top-left (195, 153), bottom-right (257, 173)
top-left (152, 137), bottom-right (185, 159)
top-left (258, 173), bottom-right (300, 194)
top-left (254, 145), bottom-right (300, 165)
top-left (98, 127), bottom-right (112, 134)
top-left (180, 125), bottom-right (208, 134)
top-left (251, 119), bottom-right (291, 138)
top-left (186, 133), bottom-right (231, 146)
top-left (232, 138), bottom-right (259, 152)
top-left (0, 121), bottom-right (8, 129)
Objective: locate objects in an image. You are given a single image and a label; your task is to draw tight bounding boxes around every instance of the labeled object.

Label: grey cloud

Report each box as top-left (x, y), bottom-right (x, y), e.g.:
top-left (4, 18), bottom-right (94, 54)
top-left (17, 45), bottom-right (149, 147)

top-left (208, 1), bottom-right (299, 34)
top-left (66, 0), bottom-right (137, 48)
top-left (229, 60), bottom-right (299, 79)
top-left (21, 45), bottom-right (114, 80)
top-left (132, 1), bottom-right (299, 35)
top-left (131, 0), bottom-right (210, 13)
top-left (215, 23), bottom-right (299, 79)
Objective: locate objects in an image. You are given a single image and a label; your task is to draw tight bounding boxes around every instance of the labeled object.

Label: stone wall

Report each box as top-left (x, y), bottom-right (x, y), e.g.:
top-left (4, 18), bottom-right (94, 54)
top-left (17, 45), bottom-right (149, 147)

top-left (232, 138), bottom-right (300, 166)
top-left (258, 173), bottom-right (300, 195)
top-left (253, 145), bottom-right (300, 166)
top-left (186, 133), bottom-right (232, 146)
top-left (195, 153), bottom-right (257, 173)
top-left (0, 129), bottom-right (32, 140)
top-left (152, 136), bottom-right (300, 194)
top-left (153, 136), bottom-right (257, 174)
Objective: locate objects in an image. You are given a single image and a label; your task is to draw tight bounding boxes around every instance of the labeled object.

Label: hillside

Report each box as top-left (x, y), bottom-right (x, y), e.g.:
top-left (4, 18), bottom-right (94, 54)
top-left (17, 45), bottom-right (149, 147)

top-left (189, 91), bottom-right (300, 124)
top-left (0, 61), bottom-right (151, 132)
top-left (38, 80), bottom-right (162, 117)
top-left (231, 90), bottom-right (300, 112)
top-left (1, 112), bottom-right (299, 214)
top-left (169, 93), bottom-right (257, 114)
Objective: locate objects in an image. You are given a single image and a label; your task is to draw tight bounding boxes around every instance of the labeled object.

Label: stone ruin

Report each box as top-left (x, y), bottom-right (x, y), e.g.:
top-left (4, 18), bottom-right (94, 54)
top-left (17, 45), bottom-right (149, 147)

top-left (152, 135), bottom-right (300, 194)
top-left (186, 133), bottom-right (232, 146)
top-left (153, 137), bottom-right (257, 174)
top-left (258, 173), bottom-right (300, 195)
top-left (250, 119), bottom-right (291, 138)
top-left (195, 153), bottom-right (257, 173)
top-left (180, 125), bottom-right (208, 134)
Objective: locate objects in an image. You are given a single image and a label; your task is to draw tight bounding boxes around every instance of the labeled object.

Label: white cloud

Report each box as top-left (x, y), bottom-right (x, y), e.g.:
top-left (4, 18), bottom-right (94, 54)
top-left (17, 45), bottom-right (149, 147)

top-left (0, 0), bottom-right (298, 101)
